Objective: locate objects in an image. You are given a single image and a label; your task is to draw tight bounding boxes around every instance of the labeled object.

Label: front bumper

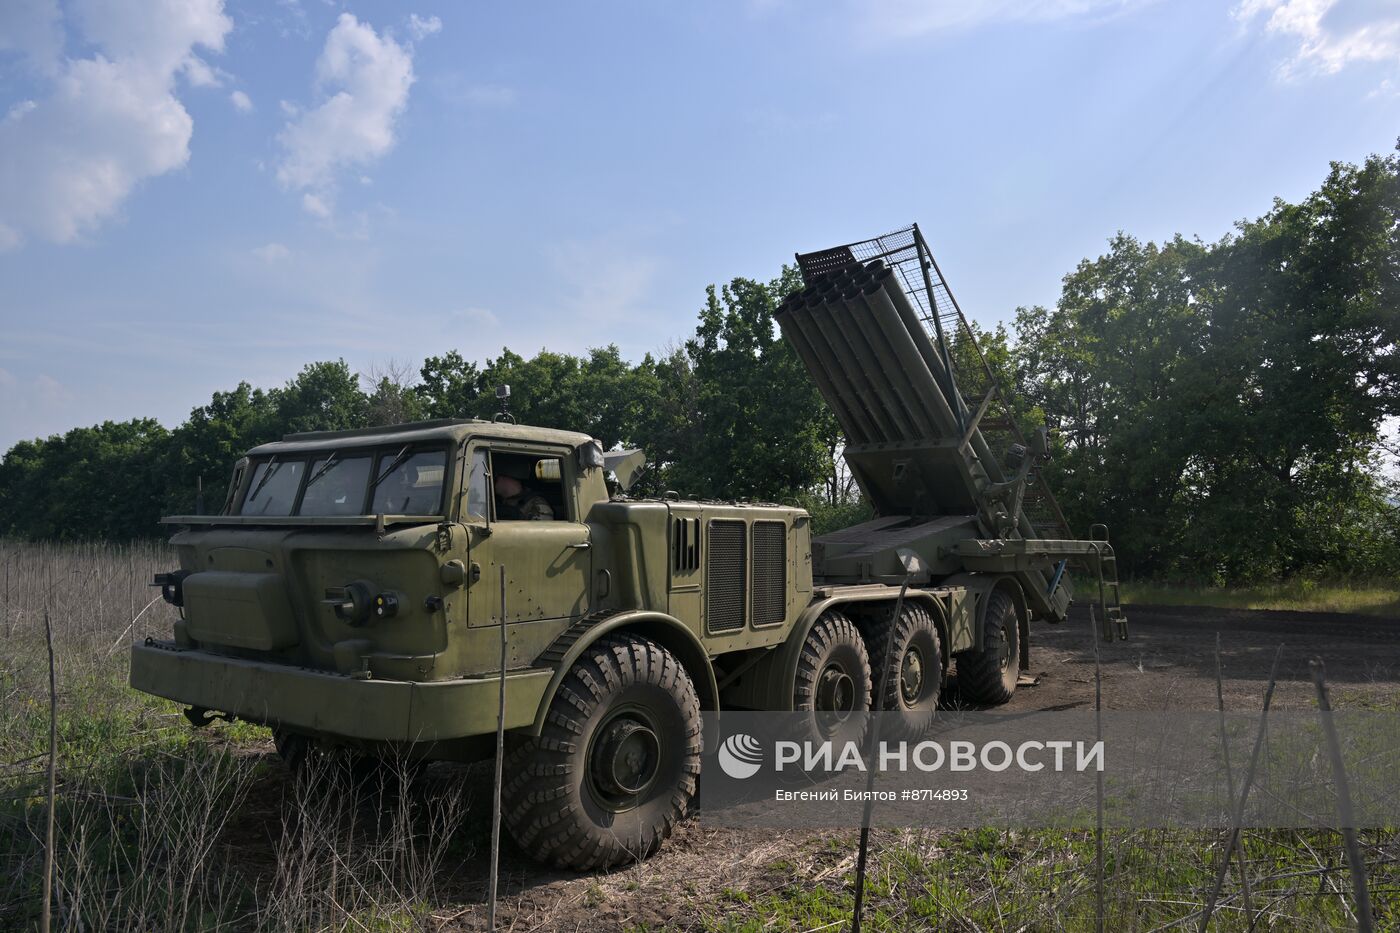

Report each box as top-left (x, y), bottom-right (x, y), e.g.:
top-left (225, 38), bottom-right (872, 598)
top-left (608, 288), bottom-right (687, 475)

top-left (130, 640), bottom-right (551, 742)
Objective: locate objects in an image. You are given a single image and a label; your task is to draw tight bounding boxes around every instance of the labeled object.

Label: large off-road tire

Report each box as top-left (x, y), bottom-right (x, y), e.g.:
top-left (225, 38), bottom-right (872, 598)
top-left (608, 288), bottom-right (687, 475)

top-left (793, 611), bottom-right (872, 746)
top-left (864, 603), bottom-right (943, 741)
top-left (502, 633), bottom-right (702, 871)
top-left (956, 588), bottom-right (1021, 706)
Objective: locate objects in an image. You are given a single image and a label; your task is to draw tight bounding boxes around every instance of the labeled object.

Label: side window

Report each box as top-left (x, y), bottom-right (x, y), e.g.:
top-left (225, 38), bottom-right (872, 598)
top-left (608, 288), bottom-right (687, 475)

top-left (490, 450), bottom-right (569, 522)
top-left (465, 449), bottom-right (490, 520)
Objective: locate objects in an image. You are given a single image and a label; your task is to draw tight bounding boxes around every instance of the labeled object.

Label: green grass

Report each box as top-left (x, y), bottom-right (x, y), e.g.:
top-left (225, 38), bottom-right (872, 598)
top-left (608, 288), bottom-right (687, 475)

top-left (1121, 579), bottom-right (1400, 617)
top-left (695, 827), bottom-right (1397, 931)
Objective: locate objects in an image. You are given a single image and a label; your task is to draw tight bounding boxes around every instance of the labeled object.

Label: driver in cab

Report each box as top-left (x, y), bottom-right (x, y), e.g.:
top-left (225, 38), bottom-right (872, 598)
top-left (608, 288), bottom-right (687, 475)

top-left (493, 474), bottom-right (554, 520)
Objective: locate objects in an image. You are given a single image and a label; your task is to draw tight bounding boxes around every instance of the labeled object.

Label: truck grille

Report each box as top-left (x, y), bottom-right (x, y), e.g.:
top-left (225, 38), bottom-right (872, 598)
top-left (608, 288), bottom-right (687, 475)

top-left (706, 520), bottom-right (746, 633)
top-left (751, 521), bottom-right (786, 626)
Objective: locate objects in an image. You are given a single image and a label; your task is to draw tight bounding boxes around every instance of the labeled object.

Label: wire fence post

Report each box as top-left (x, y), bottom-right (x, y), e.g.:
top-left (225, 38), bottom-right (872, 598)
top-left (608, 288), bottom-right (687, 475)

top-left (851, 574), bottom-right (910, 933)
top-left (1213, 633), bottom-right (1253, 920)
top-left (488, 565), bottom-right (509, 931)
top-left (1200, 644), bottom-right (1283, 931)
top-left (1309, 658), bottom-right (1375, 933)
top-left (1090, 603), bottom-right (1104, 933)
top-left (42, 608), bottom-right (58, 933)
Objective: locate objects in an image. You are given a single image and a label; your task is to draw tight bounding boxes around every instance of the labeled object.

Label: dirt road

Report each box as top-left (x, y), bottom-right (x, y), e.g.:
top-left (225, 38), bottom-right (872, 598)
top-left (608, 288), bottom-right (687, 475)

top-left (1018, 603), bottom-right (1399, 713)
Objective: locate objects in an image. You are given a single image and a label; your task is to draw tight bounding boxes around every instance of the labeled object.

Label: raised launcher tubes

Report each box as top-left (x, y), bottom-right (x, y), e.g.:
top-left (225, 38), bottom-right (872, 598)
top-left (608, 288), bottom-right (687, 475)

top-left (776, 226), bottom-right (1127, 636)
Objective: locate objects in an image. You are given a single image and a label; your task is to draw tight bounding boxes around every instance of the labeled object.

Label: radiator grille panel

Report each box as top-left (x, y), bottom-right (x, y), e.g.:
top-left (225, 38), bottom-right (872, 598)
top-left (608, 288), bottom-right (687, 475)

top-left (751, 521), bottom-right (787, 627)
top-left (706, 520), bottom-right (746, 633)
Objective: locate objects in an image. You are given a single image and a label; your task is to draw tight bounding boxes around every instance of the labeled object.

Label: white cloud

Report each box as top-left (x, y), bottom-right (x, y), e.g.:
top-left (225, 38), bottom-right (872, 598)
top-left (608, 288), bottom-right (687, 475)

top-left (252, 242), bottom-right (290, 262)
top-left (856, 0), bottom-right (1152, 38)
top-left (1236, 0), bottom-right (1400, 76)
top-left (72, 0), bottom-right (231, 80)
top-left (277, 13), bottom-right (431, 217)
top-left (0, 0), bottom-right (232, 249)
top-left (230, 89), bottom-right (252, 112)
top-left (408, 14), bottom-right (442, 40)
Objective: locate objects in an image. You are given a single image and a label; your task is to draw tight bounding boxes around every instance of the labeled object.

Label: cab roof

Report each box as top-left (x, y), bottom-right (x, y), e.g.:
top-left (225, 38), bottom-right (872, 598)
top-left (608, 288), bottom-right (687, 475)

top-left (246, 417), bottom-right (596, 456)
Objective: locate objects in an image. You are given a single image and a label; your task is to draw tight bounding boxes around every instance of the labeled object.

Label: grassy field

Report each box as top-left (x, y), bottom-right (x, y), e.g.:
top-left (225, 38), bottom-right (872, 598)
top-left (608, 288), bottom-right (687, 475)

top-left (1122, 579), bottom-right (1400, 617)
top-left (2, 539), bottom-right (1395, 930)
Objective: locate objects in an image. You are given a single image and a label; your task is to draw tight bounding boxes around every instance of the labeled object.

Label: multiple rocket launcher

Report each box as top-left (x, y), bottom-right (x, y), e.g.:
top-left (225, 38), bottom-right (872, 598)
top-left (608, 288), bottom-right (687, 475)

top-left (775, 257), bottom-right (1088, 625)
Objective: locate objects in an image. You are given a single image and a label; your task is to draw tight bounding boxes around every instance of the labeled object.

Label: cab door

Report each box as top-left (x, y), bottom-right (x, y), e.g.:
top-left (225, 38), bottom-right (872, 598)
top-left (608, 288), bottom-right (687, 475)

top-left (465, 443), bottom-right (591, 625)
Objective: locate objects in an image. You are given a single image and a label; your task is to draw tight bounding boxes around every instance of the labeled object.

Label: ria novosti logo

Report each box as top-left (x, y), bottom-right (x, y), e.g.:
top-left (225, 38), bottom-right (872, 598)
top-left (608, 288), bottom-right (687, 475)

top-left (715, 731), bottom-right (1105, 780)
top-left (717, 733), bottom-right (764, 779)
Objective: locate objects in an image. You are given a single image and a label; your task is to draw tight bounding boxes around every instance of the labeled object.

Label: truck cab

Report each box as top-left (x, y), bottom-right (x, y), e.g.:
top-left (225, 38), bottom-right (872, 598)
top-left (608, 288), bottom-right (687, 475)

top-left (132, 415), bottom-right (821, 749)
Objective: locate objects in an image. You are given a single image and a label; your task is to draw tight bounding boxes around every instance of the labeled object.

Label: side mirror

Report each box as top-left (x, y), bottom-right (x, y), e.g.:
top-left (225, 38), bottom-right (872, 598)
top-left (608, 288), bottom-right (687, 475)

top-left (577, 439), bottom-right (606, 471)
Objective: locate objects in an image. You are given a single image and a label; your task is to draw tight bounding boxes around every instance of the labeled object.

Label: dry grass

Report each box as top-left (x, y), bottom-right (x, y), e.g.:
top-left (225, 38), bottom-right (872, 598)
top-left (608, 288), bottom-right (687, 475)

top-left (0, 540), bottom-right (469, 931)
top-left (1122, 579), bottom-right (1400, 617)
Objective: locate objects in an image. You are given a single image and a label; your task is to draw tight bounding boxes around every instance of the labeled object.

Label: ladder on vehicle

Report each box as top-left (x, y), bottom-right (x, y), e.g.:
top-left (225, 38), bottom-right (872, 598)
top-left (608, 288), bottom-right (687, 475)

top-left (1087, 525), bottom-right (1128, 639)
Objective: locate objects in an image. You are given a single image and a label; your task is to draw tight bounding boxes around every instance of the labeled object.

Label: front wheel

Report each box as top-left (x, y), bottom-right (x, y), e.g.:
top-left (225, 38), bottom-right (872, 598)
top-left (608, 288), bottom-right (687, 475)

top-left (502, 634), bottom-right (702, 871)
top-left (956, 588), bottom-right (1021, 705)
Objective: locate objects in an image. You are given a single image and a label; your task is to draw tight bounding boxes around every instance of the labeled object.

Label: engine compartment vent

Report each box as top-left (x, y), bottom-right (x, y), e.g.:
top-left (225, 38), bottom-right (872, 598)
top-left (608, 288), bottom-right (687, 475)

top-left (706, 519), bottom-right (746, 633)
top-left (672, 516), bottom-right (701, 573)
top-left (751, 521), bottom-right (786, 626)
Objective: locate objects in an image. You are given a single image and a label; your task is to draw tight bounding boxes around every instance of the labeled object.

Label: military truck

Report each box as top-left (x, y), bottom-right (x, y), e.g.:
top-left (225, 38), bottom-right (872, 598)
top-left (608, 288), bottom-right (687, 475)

top-left (131, 225), bottom-right (1125, 870)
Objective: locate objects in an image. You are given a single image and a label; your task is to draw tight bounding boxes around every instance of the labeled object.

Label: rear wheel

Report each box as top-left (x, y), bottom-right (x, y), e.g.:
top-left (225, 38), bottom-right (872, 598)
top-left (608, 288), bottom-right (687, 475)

top-left (793, 611), bottom-right (872, 746)
top-left (502, 634), bottom-right (702, 871)
top-left (865, 603), bottom-right (943, 741)
top-left (956, 588), bottom-right (1021, 705)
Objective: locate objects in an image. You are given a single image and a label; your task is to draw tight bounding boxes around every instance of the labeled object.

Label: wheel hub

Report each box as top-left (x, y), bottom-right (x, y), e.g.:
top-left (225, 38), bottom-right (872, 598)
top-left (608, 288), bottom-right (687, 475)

top-left (590, 718), bottom-right (660, 799)
top-left (900, 648), bottom-right (924, 704)
top-left (816, 664), bottom-right (856, 716)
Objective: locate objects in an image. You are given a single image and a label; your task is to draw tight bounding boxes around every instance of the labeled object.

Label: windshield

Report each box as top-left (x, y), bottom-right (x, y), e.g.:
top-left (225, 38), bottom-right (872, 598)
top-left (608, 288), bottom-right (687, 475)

top-left (242, 460), bottom-right (304, 516)
top-left (370, 451), bottom-right (446, 515)
top-left (238, 446), bottom-right (448, 517)
top-left (298, 454), bottom-right (373, 515)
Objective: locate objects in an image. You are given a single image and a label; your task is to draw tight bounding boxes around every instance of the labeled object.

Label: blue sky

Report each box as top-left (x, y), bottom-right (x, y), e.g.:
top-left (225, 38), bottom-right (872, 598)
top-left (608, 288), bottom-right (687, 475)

top-left (1, 0), bottom-right (1398, 454)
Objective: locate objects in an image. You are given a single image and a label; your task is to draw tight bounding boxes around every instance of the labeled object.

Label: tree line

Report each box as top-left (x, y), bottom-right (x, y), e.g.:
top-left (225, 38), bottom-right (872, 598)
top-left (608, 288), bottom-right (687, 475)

top-left (1, 153), bottom-right (1395, 583)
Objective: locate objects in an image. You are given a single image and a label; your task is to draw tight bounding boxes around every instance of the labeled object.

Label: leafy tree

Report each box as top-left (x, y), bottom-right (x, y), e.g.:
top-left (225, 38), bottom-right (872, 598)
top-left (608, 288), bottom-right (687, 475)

top-left (0, 420), bottom-right (171, 539)
top-left (162, 382), bottom-right (280, 516)
top-left (668, 267), bottom-right (835, 501)
top-left (417, 350), bottom-right (483, 419)
top-left (270, 360), bottom-right (370, 435)
top-left (363, 360), bottom-right (425, 427)
top-left (1013, 153), bottom-right (1399, 582)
